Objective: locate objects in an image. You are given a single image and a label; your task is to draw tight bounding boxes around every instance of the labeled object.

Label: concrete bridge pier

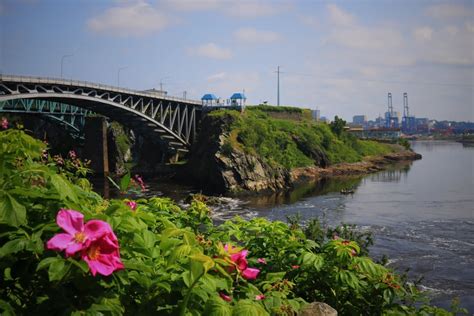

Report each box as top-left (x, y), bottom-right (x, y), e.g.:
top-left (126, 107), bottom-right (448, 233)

top-left (83, 116), bottom-right (109, 175)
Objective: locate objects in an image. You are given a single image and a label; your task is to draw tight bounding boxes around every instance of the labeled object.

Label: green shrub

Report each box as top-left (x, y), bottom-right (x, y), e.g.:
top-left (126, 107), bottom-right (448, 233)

top-left (0, 129), bottom-right (464, 315)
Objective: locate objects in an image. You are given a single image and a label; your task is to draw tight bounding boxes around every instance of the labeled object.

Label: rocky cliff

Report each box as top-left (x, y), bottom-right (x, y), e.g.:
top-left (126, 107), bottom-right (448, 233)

top-left (186, 112), bottom-right (290, 194)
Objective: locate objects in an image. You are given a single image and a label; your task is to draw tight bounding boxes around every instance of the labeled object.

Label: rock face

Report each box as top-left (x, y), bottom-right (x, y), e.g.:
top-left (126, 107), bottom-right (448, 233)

top-left (299, 302), bottom-right (337, 316)
top-left (187, 113), bottom-right (290, 194)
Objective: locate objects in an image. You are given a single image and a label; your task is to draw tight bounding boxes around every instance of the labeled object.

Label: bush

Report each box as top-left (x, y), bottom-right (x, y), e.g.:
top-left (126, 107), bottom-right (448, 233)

top-left (0, 129), bottom-right (465, 315)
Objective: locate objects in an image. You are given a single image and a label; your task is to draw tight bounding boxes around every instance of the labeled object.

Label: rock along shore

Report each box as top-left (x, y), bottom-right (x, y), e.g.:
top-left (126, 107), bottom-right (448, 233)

top-left (290, 150), bottom-right (422, 184)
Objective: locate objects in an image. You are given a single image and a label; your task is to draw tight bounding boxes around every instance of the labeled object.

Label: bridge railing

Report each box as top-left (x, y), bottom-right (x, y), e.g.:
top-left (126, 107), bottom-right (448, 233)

top-left (0, 74), bottom-right (202, 106)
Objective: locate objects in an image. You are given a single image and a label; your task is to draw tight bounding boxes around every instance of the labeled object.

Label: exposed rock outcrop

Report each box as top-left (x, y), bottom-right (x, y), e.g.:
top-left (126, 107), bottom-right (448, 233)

top-left (299, 302), bottom-right (337, 316)
top-left (186, 113), bottom-right (290, 194)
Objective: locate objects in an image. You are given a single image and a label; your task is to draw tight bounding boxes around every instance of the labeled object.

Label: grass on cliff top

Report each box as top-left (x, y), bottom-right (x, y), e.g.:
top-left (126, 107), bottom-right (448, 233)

top-left (209, 109), bottom-right (393, 169)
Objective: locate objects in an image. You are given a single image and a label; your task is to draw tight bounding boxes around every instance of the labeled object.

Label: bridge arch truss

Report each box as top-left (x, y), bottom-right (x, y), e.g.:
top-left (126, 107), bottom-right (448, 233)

top-left (0, 75), bottom-right (202, 153)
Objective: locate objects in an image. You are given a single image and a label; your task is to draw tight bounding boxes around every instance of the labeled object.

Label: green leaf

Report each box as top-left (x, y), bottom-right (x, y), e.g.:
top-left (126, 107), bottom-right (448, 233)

top-left (0, 299), bottom-right (15, 316)
top-left (67, 257), bottom-right (89, 273)
top-left (37, 257), bottom-right (60, 271)
top-left (50, 174), bottom-right (78, 203)
top-left (107, 176), bottom-right (121, 191)
top-left (48, 258), bottom-right (70, 281)
top-left (204, 297), bottom-right (232, 316)
top-left (265, 272), bottom-right (286, 282)
top-left (119, 172), bottom-right (131, 192)
top-left (3, 268), bottom-right (12, 281)
top-left (0, 238), bottom-right (27, 257)
top-left (190, 259), bottom-right (204, 285)
top-left (232, 299), bottom-right (269, 316)
top-left (190, 253), bottom-right (215, 273)
top-left (0, 192), bottom-right (27, 227)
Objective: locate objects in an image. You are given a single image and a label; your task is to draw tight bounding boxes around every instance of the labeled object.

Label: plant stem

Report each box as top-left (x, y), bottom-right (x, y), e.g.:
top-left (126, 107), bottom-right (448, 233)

top-left (178, 271), bottom-right (205, 316)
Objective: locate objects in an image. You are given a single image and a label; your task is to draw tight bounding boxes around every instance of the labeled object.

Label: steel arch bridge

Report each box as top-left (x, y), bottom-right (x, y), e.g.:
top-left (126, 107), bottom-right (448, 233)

top-left (0, 74), bottom-right (202, 153)
top-left (0, 99), bottom-right (91, 140)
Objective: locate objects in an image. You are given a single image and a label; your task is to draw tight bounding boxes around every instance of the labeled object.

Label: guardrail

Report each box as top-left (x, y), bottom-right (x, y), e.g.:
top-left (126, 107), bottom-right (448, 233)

top-left (0, 74), bottom-right (202, 105)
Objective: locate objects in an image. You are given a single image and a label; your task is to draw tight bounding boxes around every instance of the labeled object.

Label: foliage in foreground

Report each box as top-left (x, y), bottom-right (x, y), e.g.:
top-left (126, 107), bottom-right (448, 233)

top-left (0, 129), bottom-right (466, 315)
top-left (210, 109), bottom-right (393, 169)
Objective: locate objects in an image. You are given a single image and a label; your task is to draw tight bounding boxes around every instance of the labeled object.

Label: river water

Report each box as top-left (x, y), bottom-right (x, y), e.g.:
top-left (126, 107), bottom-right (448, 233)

top-left (238, 141), bottom-right (474, 311)
top-left (95, 141), bottom-right (474, 311)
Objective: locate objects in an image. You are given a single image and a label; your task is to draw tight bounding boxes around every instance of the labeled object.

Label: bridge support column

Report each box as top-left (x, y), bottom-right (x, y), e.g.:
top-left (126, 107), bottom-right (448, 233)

top-left (83, 117), bottom-right (109, 176)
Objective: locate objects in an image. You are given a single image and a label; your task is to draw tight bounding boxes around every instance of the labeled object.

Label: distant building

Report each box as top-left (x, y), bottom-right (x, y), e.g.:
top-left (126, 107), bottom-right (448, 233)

top-left (352, 115), bottom-right (367, 125)
top-left (312, 109), bottom-right (320, 121)
top-left (229, 93), bottom-right (246, 106)
top-left (320, 116), bottom-right (328, 123)
top-left (201, 94), bottom-right (219, 106)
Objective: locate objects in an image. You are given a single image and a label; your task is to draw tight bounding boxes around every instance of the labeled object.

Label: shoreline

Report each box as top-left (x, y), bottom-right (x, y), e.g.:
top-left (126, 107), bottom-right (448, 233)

top-left (290, 150), bottom-right (422, 185)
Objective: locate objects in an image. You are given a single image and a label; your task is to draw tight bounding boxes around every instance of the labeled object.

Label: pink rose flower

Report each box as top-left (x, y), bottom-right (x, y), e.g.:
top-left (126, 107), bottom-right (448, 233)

top-left (1, 117), bottom-right (8, 129)
top-left (219, 292), bottom-right (232, 302)
top-left (230, 250), bottom-right (249, 271)
top-left (81, 233), bottom-right (124, 276)
top-left (257, 258), bottom-right (267, 264)
top-left (242, 267), bottom-right (260, 280)
top-left (68, 150), bottom-right (77, 160)
top-left (46, 209), bottom-right (113, 257)
top-left (255, 294), bottom-right (265, 300)
top-left (291, 265), bottom-right (300, 269)
top-left (126, 201), bottom-right (137, 211)
top-left (225, 246), bottom-right (260, 280)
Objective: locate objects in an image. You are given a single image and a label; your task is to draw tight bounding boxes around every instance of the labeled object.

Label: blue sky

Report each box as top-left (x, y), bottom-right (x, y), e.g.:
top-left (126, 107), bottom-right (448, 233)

top-left (1, 0), bottom-right (473, 121)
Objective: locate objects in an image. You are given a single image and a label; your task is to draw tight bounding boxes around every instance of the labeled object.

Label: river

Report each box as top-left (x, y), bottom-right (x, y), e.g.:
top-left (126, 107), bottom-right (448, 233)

top-left (237, 141), bottom-right (474, 311)
top-left (94, 141), bottom-right (474, 311)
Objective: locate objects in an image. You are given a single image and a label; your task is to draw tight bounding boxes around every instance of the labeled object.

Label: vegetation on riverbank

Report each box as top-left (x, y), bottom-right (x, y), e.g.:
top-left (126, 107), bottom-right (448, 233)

top-left (210, 108), bottom-right (394, 170)
top-left (0, 127), bottom-right (466, 315)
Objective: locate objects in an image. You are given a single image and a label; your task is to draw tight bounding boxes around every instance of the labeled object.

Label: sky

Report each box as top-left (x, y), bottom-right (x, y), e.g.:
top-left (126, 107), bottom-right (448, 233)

top-left (1, 0), bottom-right (473, 122)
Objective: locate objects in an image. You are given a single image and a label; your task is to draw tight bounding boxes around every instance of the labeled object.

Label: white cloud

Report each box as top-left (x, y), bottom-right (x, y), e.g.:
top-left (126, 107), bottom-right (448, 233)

top-left (165, 0), bottom-right (287, 18)
top-left (164, 0), bottom-right (221, 11)
top-left (207, 72), bottom-right (227, 81)
top-left (324, 4), bottom-right (412, 66)
top-left (206, 71), bottom-right (261, 97)
top-left (300, 15), bottom-right (319, 28)
top-left (426, 3), bottom-right (474, 19)
top-left (191, 43), bottom-right (232, 59)
top-left (413, 27), bottom-right (433, 41)
top-left (87, 1), bottom-right (169, 37)
top-left (466, 22), bottom-right (474, 33)
top-left (327, 4), bottom-right (354, 27)
top-left (234, 27), bottom-right (280, 43)
top-left (224, 1), bottom-right (286, 18)
top-left (414, 26), bottom-right (474, 66)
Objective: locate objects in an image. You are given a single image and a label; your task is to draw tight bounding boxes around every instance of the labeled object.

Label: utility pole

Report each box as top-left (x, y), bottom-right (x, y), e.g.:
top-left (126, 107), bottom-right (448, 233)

top-left (117, 66), bottom-right (128, 87)
top-left (183, 91), bottom-right (187, 100)
top-left (277, 66), bottom-right (281, 106)
top-left (60, 54), bottom-right (74, 78)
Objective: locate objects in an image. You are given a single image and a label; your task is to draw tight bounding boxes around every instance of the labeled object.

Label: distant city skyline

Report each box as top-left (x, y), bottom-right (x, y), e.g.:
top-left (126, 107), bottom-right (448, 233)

top-left (1, 0), bottom-right (473, 121)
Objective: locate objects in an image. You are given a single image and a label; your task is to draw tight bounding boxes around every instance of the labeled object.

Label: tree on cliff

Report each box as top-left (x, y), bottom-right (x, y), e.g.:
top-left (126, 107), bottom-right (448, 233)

top-left (330, 116), bottom-right (346, 137)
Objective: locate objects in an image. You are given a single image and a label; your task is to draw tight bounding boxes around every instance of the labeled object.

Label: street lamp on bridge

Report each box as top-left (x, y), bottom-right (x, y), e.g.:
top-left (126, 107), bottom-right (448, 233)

top-left (159, 76), bottom-right (171, 92)
top-left (117, 66), bottom-right (128, 87)
top-left (60, 54), bottom-right (74, 78)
